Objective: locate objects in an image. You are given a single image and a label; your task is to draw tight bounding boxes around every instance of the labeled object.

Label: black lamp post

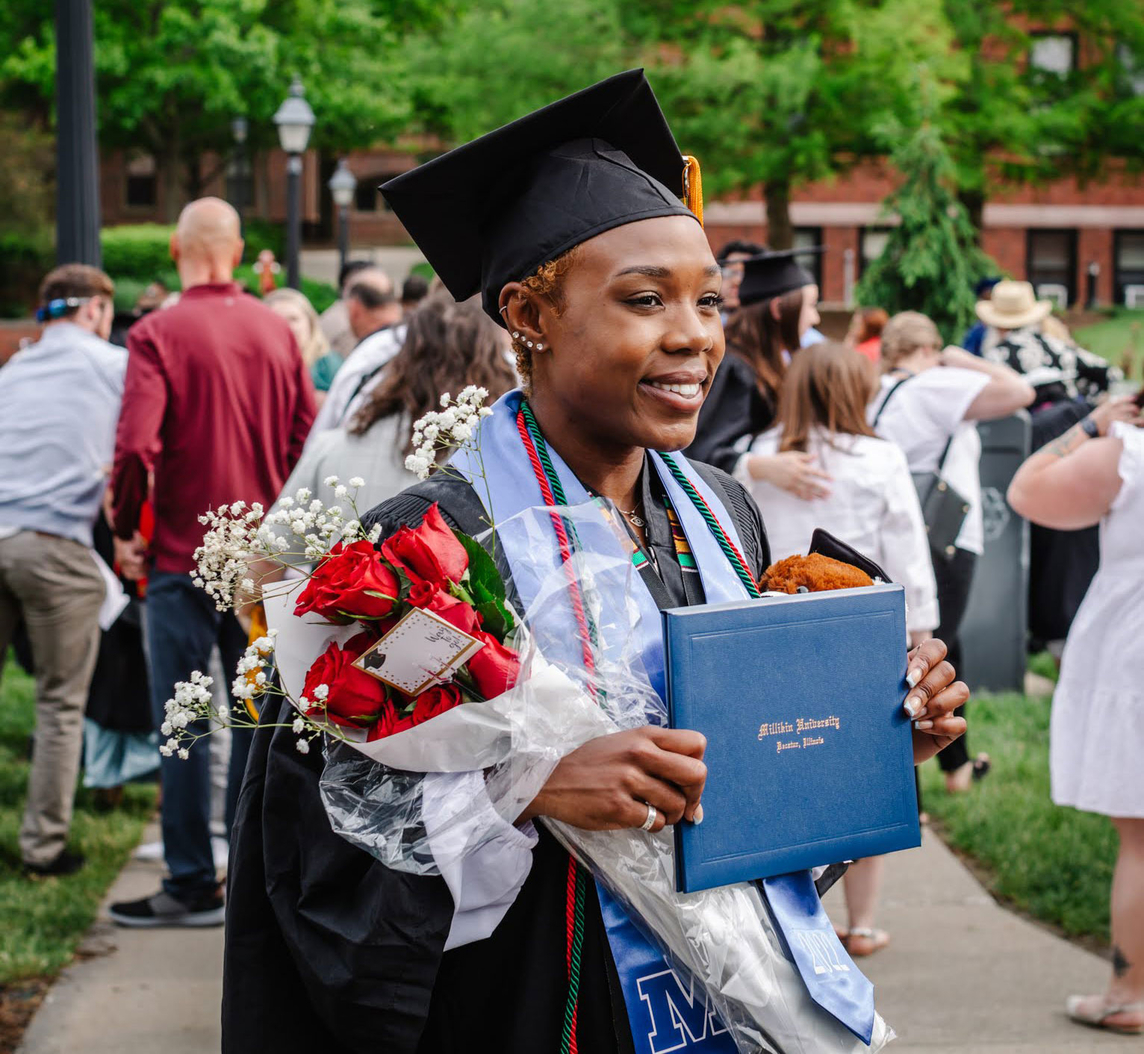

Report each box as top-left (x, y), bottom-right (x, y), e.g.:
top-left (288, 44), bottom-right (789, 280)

top-left (55, 0), bottom-right (101, 266)
top-left (231, 116), bottom-right (248, 233)
top-left (273, 77), bottom-right (315, 290)
top-left (328, 159), bottom-right (357, 277)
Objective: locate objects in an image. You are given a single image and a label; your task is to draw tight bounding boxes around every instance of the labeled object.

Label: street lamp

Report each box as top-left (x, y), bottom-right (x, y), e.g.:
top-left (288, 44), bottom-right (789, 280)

top-left (328, 159), bottom-right (357, 276)
top-left (273, 76), bottom-right (315, 290)
top-left (231, 116), bottom-right (248, 231)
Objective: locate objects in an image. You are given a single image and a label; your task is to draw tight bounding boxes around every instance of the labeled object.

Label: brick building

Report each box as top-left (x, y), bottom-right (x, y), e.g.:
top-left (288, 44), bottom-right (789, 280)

top-left (98, 31), bottom-right (1144, 310)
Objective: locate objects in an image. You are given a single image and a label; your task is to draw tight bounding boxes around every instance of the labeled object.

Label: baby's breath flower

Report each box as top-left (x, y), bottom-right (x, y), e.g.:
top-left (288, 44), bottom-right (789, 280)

top-left (296, 739), bottom-right (310, 754)
top-left (348, 476), bottom-right (364, 488)
top-left (323, 475), bottom-right (339, 488)
top-left (292, 716), bottom-right (306, 734)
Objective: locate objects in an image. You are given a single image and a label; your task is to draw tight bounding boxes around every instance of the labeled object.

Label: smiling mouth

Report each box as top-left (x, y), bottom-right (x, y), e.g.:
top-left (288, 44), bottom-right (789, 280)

top-left (644, 379), bottom-right (702, 398)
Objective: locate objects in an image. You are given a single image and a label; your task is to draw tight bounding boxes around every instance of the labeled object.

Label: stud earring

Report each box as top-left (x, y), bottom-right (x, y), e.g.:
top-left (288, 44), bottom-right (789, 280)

top-left (536, 343), bottom-right (544, 351)
top-left (526, 340), bottom-right (534, 348)
top-left (512, 331), bottom-right (520, 339)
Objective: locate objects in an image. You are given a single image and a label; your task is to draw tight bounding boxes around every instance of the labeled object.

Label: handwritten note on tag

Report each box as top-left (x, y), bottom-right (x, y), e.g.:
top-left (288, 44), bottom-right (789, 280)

top-left (353, 607), bottom-right (485, 696)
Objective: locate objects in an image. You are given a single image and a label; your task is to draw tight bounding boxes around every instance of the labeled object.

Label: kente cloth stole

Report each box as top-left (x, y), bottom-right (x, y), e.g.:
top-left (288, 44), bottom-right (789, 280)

top-left (449, 390), bottom-right (875, 1052)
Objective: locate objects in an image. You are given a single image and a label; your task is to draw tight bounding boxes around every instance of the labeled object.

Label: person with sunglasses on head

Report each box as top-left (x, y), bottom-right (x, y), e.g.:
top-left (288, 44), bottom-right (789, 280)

top-left (0, 264), bottom-right (123, 877)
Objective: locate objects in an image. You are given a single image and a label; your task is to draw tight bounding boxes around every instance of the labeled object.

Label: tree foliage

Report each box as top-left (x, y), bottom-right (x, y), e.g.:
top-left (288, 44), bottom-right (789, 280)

top-left (0, 0), bottom-right (421, 218)
top-left (855, 108), bottom-right (993, 342)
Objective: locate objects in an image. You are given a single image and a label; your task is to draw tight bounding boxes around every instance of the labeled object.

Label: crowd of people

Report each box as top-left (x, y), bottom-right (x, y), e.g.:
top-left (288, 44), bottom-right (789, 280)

top-left (0, 69), bottom-right (1141, 1048)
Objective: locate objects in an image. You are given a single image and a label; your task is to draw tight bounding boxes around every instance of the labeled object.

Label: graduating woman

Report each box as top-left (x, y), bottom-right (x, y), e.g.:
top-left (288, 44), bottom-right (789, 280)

top-left (223, 72), bottom-right (968, 1054)
top-left (686, 251), bottom-right (831, 500)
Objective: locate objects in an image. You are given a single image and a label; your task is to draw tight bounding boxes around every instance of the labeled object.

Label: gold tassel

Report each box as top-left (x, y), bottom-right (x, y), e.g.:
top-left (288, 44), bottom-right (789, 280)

top-left (682, 154), bottom-right (704, 226)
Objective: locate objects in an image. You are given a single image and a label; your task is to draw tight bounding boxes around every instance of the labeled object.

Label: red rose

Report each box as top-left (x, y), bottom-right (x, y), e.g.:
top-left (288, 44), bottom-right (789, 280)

top-left (295, 539), bottom-right (400, 624)
top-left (465, 631), bottom-right (521, 699)
top-left (380, 503), bottom-right (468, 588)
top-left (302, 632), bottom-right (387, 726)
top-left (408, 581), bottom-right (481, 636)
top-left (410, 683), bottom-right (463, 725)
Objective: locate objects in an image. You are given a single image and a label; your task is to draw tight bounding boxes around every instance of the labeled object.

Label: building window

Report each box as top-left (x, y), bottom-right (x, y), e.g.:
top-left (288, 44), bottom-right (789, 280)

top-left (793, 227), bottom-right (823, 290)
top-left (1116, 43), bottom-right (1144, 97)
top-left (1029, 33), bottom-right (1077, 77)
top-left (1026, 229), bottom-right (1077, 308)
top-left (1113, 230), bottom-right (1144, 307)
top-left (226, 159), bottom-right (252, 211)
top-left (353, 173), bottom-right (404, 213)
top-left (125, 153), bottom-right (157, 209)
top-left (859, 226), bottom-right (892, 276)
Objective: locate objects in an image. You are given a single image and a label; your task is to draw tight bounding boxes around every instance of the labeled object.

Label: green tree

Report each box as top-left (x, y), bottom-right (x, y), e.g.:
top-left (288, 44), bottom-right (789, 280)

top-left (855, 108), bottom-right (993, 341)
top-left (0, 0), bottom-right (419, 221)
top-left (623, 0), bottom-right (963, 248)
top-left (403, 0), bottom-right (630, 148)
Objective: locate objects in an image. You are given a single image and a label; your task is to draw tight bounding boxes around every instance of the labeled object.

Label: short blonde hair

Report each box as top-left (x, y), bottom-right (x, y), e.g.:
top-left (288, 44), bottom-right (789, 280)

top-left (880, 311), bottom-right (940, 368)
top-left (509, 246), bottom-right (579, 391)
top-left (264, 287), bottom-right (329, 368)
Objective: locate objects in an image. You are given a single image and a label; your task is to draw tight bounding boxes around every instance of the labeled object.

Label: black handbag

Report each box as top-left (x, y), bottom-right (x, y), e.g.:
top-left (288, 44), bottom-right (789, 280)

top-left (872, 373), bottom-right (972, 562)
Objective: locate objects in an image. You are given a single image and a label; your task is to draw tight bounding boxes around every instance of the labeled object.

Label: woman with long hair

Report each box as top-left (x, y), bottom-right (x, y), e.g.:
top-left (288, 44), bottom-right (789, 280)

top-left (686, 250), bottom-right (832, 501)
top-left (748, 341), bottom-right (939, 959)
top-left (225, 72), bottom-right (967, 1053)
top-left (266, 291), bottom-right (515, 530)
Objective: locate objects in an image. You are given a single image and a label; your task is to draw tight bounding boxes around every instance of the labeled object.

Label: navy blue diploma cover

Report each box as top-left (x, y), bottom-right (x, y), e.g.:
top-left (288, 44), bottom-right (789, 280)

top-left (664, 584), bottom-right (921, 893)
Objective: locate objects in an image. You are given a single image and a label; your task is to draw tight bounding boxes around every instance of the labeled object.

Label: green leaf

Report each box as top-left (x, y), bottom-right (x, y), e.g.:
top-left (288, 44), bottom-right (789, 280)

top-left (456, 530), bottom-right (505, 603)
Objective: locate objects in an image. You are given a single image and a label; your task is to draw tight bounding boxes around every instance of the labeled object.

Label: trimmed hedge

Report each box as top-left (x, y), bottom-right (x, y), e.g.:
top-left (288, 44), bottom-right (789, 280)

top-left (101, 220), bottom-right (286, 282)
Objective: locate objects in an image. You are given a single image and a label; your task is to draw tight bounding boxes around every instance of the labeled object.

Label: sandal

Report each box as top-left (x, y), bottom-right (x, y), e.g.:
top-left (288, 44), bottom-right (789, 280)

top-left (972, 754), bottom-right (991, 782)
top-left (1066, 995), bottom-right (1144, 1035)
top-left (845, 928), bottom-right (890, 957)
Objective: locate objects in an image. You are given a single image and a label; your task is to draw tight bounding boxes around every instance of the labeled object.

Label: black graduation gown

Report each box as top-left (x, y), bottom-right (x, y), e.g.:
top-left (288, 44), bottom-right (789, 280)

top-left (222, 458), bottom-right (771, 1054)
top-left (685, 352), bottom-right (775, 474)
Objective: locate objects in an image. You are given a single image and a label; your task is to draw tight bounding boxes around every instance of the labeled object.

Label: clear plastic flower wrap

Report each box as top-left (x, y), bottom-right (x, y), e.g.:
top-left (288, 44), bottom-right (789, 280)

top-left (269, 502), bottom-right (892, 1053)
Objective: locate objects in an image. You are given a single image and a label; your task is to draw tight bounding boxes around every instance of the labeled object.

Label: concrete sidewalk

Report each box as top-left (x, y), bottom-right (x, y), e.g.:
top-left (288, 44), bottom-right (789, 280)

top-left (18, 827), bottom-right (1130, 1052)
top-left (825, 830), bottom-right (1128, 1052)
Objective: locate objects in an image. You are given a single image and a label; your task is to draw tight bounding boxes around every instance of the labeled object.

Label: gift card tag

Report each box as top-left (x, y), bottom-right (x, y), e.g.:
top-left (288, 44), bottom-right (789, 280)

top-left (352, 607), bottom-right (484, 696)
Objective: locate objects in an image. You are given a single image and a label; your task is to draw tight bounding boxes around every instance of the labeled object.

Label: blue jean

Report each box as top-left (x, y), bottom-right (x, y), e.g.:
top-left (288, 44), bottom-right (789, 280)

top-left (146, 572), bottom-right (252, 898)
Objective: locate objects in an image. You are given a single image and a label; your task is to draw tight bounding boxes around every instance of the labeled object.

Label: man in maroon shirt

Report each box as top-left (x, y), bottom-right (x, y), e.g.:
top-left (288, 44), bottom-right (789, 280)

top-left (109, 198), bottom-right (315, 926)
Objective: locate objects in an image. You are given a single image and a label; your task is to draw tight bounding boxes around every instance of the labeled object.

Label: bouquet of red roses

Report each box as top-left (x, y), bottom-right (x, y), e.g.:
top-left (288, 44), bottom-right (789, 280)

top-left (293, 503), bottom-right (521, 742)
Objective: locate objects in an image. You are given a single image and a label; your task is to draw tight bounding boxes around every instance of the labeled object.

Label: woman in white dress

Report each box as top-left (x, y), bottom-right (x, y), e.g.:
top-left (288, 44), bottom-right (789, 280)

top-left (745, 340), bottom-right (939, 959)
top-left (1008, 393), bottom-right (1144, 1035)
top-left (871, 312), bottom-right (1035, 791)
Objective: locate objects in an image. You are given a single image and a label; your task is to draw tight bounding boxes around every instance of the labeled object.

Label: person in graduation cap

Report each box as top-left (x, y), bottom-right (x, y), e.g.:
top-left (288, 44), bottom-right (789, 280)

top-left (222, 70), bottom-right (969, 1054)
top-left (685, 250), bottom-right (831, 501)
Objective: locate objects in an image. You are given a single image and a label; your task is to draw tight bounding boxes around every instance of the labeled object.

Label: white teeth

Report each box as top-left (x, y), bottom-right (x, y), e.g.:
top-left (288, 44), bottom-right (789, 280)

top-left (648, 381), bottom-right (701, 397)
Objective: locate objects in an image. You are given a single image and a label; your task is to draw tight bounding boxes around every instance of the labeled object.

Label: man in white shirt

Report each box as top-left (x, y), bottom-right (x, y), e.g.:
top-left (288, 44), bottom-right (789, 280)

top-left (0, 264), bottom-right (126, 876)
top-left (307, 271), bottom-right (405, 440)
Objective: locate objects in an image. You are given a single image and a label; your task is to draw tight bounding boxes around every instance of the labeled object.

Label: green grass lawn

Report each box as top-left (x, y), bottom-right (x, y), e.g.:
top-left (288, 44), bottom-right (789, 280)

top-left (920, 687), bottom-right (1117, 944)
top-left (1074, 309), bottom-right (1144, 379)
top-left (0, 655), bottom-right (155, 984)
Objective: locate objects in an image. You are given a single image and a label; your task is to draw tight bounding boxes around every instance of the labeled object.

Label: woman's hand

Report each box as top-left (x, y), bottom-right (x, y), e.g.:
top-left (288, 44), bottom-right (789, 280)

top-left (904, 637), bottom-right (969, 765)
top-left (1089, 394), bottom-right (1143, 436)
top-left (749, 451), bottom-right (832, 500)
top-left (519, 727), bottom-right (707, 833)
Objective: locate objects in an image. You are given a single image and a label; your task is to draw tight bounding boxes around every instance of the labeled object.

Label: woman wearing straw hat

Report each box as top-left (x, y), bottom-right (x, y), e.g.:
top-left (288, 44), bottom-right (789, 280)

top-left (978, 281), bottom-right (1117, 405)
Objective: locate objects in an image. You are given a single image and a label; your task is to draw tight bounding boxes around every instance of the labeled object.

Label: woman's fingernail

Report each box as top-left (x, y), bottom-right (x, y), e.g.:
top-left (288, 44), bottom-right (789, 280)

top-left (903, 695), bottom-right (923, 718)
top-left (914, 719), bottom-right (933, 730)
top-left (906, 667), bottom-right (922, 689)
top-left (693, 805), bottom-right (704, 825)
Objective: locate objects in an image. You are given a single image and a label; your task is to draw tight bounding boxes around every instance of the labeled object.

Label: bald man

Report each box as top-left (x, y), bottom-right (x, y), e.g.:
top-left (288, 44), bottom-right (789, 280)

top-left (109, 197), bottom-right (316, 927)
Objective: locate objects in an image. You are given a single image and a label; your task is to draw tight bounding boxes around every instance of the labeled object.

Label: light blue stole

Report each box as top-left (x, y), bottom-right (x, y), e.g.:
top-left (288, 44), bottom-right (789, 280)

top-left (449, 390), bottom-right (873, 1050)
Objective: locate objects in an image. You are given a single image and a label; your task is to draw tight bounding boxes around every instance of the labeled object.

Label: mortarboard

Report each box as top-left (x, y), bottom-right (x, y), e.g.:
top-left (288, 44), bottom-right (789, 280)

top-left (380, 70), bottom-right (699, 323)
top-left (737, 247), bottom-right (825, 307)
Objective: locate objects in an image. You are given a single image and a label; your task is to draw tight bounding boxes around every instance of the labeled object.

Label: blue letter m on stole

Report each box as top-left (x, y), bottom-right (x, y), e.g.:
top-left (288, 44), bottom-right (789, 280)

top-left (635, 970), bottom-right (732, 1053)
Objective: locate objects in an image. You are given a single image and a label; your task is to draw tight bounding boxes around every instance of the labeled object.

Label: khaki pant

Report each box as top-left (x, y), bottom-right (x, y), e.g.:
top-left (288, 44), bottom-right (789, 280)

top-left (0, 531), bottom-right (104, 866)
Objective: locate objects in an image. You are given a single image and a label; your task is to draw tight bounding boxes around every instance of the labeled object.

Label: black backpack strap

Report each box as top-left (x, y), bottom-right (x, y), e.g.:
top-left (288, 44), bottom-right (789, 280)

top-left (871, 371), bottom-right (914, 428)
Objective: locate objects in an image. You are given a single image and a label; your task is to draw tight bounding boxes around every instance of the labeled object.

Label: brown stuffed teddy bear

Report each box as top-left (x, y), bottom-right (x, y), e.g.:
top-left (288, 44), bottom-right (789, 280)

top-left (761, 553), bottom-right (874, 594)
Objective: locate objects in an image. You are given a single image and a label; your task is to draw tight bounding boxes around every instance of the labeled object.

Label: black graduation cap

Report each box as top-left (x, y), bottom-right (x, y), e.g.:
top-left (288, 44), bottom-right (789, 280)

top-left (737, 247), bottom-right (825, 307)
top-left (381, 69), bottom-right (698, 323)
